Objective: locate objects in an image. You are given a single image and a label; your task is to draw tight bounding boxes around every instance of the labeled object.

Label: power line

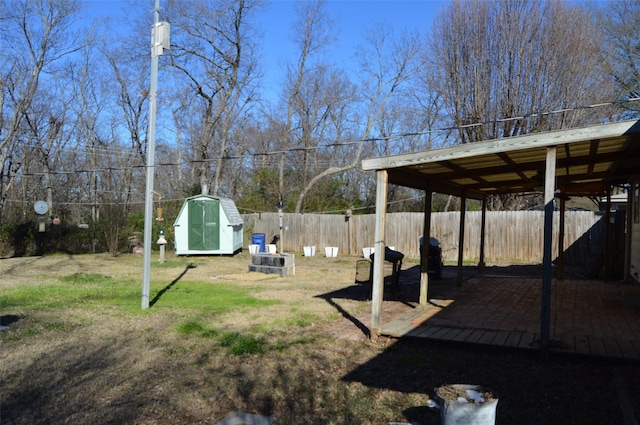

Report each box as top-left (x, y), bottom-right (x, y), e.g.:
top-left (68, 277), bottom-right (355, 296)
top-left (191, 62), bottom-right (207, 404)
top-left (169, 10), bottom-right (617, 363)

top-left (8, 97), bottom-right (639, 179)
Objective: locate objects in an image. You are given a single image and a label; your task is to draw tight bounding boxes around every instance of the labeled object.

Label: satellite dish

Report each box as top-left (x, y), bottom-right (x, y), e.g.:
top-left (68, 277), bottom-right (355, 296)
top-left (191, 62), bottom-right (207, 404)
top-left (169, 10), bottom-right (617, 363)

top-left (34, 200), bottom-right (49, 215)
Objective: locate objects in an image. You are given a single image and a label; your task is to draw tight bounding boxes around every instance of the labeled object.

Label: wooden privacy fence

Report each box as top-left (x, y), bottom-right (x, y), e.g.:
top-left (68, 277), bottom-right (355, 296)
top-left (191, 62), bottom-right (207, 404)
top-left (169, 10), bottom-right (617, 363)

top-left (242, 211), bottom-right (604, 264)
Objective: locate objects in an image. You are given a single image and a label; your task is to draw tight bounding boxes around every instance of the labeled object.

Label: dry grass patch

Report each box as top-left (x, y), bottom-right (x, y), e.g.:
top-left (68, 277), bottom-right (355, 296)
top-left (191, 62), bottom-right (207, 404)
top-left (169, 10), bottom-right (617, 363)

top-left (1, 252), bottom-right (637, 424)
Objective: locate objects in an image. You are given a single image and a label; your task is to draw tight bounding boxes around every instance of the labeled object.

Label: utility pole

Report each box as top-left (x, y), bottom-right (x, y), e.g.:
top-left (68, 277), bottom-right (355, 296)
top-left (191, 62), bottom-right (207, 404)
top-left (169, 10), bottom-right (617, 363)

top-left (142, 0), bottom-right (169, 309)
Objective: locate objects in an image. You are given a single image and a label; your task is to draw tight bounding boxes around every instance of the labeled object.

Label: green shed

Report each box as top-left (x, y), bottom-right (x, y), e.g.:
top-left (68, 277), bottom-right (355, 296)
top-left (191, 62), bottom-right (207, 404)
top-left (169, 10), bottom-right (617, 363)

top-left (173, 195), bottom-right (243, 255)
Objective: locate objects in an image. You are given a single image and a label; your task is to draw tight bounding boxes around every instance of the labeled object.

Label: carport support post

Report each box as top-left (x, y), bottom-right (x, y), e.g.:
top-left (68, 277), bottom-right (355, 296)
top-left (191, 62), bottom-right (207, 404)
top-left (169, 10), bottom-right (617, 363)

top-left (558, 197), bottom-right (566, 280)
top-left (604, 189), bottom-right (612, 282)
top-left (624, 186), bottom-right (634, 281)
top-left (541, 146), bottom-right (557, 351)
top-left (371, 170), bottom-right (388, 340)
top-left (420, 188), bottom-right (433, 307)
top-left (457, 194), bottom-right (467, 287)
top-left (479, 197), bottom-right (487, 274)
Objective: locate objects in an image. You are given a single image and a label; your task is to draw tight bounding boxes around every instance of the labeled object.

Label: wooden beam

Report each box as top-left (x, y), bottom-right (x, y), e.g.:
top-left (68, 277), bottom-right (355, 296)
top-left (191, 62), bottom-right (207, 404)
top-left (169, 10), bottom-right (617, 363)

top-left (463, 169), bottom-right (618, 190)
top-left (392, 165), bottom-right (609, 198)
top-left (497, 152), bottom-right (530, 181)
top-left (361, 120), bottom-right (640, 172)
top-left (370, 170), bottom-right (388, 340)
top-left (387, 168), bottom-right (485, 200)
top-left (440, 159), bottom-right (491, 186)
top-left (430, 150), bottom-right (623, 182)
top-left (541, 146), bottom-right (557, 352)
top-left (420, 188), bottom-right (432, 307)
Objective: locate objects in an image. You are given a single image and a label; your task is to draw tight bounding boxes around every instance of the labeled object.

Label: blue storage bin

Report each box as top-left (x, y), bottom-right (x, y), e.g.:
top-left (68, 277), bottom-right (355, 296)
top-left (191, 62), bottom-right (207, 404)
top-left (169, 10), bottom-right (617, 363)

top-left (251, 233), bottom-right (266, 253)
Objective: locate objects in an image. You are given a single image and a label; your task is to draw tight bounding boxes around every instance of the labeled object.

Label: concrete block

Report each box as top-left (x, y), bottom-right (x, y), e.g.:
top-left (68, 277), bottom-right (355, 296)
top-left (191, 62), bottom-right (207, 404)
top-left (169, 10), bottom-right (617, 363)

top-left (249, 254), bottom-right (295, 276)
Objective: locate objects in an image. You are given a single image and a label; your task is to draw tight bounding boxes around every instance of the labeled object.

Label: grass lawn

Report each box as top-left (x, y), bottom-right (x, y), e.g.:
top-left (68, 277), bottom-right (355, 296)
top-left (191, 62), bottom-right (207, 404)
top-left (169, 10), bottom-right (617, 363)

top-left (1, 252), bottom-right (638, 424)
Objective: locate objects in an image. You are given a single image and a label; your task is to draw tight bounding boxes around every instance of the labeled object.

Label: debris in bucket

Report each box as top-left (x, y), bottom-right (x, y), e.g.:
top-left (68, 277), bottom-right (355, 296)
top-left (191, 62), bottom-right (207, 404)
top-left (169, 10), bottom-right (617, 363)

top-left (436, 384), bottom-right (499, 425)
top-left (436, 385), bottom-right (496, 404)
top-left (466, 389), bottom-right (485, 403)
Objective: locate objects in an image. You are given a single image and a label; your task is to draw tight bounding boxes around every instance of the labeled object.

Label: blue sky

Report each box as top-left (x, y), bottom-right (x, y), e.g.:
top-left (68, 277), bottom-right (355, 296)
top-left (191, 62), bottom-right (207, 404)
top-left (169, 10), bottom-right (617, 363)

top-left (81, 0), bottom-right (443, 100)
top-left (258, 0), bottom-right (442, 98)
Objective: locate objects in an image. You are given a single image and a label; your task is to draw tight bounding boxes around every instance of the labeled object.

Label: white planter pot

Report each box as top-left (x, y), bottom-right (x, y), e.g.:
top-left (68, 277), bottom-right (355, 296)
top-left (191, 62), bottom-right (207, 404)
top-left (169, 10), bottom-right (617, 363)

top-left (362, 247), bottom-right (375, 258)
top-left (303, 246), bottom-right (316, 256)
top-left (324, 246), bottom-right (338, 257)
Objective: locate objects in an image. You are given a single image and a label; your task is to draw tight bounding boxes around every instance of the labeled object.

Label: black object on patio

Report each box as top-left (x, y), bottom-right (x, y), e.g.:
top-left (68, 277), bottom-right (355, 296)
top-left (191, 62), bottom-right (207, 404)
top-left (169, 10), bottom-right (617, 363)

top-left (369, 247), bottom-right (405, 296)
top-left (420, 236), bottom-right (443, 279)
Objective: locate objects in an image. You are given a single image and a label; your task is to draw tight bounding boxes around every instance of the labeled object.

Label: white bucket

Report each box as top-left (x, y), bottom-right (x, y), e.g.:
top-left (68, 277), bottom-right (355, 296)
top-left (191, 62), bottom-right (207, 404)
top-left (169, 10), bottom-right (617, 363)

top-left (266, 244), bottom-right (277, 254)
top-left (248, 244), bottom-right (260, 254)
top-left (362, 247), bottom-right (375, 258)
top-left (437, 384), bottom-right (498, 425)
top-left (324, 247), bottom-right (338, 257)
top-left (303, 246), bottom-right (316, 257)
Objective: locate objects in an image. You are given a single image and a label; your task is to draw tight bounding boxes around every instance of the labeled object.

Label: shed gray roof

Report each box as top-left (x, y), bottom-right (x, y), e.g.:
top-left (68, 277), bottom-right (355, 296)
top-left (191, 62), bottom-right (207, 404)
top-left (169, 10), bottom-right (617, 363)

top-left (218, 197), bottom-right (243, 226)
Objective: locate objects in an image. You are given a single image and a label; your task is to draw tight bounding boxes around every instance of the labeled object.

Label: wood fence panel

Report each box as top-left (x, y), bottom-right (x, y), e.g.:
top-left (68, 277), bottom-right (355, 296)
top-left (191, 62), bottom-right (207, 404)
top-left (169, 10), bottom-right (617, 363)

top-left (242, 211), bottom-right (603, 264)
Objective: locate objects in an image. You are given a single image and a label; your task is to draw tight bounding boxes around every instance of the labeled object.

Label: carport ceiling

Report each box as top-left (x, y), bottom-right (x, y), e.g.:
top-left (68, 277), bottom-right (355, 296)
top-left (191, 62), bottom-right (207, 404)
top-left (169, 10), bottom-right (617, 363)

top-left (361, 120), bottom-right (640, 200)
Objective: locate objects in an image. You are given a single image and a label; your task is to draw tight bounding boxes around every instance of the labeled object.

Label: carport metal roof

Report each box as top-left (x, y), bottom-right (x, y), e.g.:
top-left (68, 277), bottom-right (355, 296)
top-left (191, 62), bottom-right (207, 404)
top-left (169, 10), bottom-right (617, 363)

top-left (362, 120), bottom-right (640, 199)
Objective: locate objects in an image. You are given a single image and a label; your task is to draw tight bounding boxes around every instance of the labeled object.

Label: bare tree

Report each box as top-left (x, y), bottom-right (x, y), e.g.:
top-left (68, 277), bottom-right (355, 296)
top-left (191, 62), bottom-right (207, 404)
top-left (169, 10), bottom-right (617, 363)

top-left (597, 0), bottom-right (640, 117)
top-left (166, 0), bottom-right (261, 196)
top-left (0, 0), bottom-right (81, 222)
top-left (271, 0), bottom-right (336, 210)
top-left (103, 52), bottom-right (149, 163)
top-left (318, 24), bottom-right (423, 212)
top-left (429, 0), bottom-right (615, 145)
top-left (7, 85), bottom-right (69, 224)
top-left (427, 0), bottom-right (616, 210)
top-left (275, 4), bottom-right (422, 213)
top-left (289, 65), bottom-right (356, 212)
top-left (23, 106), bottom-right (66, 221)
top-left (65, 35), bottom-right (109, 227)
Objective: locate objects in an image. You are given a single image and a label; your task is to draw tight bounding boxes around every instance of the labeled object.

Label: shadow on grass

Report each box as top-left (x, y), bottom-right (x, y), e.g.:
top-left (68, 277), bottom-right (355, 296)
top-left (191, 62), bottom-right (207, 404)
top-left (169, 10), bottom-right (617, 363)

top-left (1, 314), bottom-right (20, 327)
top-left (149, 263), bottom-right (197, 307)
top-left (1, 333), bottom-right (163, 425)
top-left (314, 264), bottom-right (459, 340)
top-left (341, 337), bottom-right (632, 424)
top-left (336, 263), bottom-right (638, 424)
top-left (315, 285), bottom-right (372, 339)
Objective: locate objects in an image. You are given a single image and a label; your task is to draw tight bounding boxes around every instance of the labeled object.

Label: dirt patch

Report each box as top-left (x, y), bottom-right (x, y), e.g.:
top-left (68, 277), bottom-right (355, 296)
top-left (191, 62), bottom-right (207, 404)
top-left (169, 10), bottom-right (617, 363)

top-left (1, 253), bottom-right (638, 424)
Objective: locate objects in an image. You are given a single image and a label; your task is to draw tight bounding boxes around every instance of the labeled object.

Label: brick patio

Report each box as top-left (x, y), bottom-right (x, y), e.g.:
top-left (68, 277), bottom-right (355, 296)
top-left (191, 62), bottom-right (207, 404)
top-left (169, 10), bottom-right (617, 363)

top-left (379, 267), bottom-right (640, 360)
top-left (326, 264), bottom-right (640, 360)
